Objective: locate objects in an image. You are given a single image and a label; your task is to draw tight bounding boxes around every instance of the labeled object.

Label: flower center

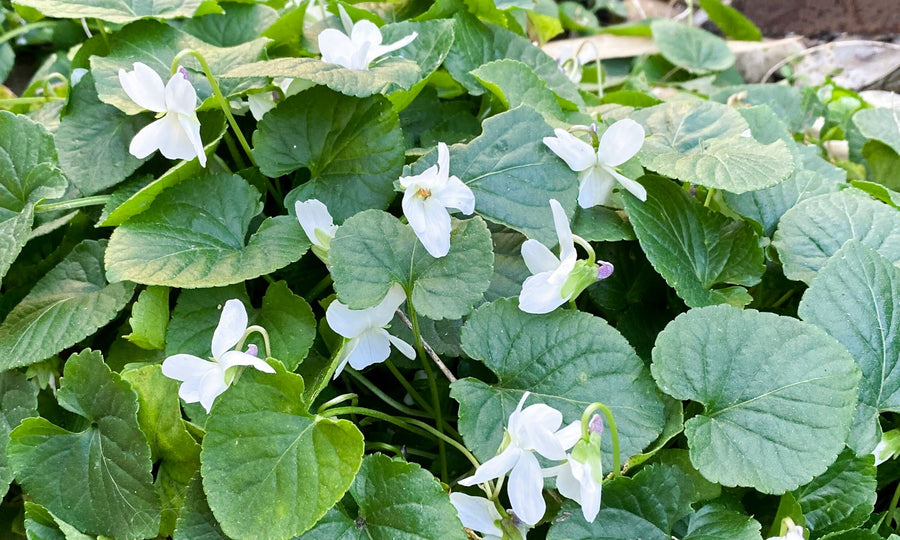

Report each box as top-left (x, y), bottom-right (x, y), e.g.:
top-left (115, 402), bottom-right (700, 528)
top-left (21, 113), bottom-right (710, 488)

top-left (417, 187), bottom-right (432, 199)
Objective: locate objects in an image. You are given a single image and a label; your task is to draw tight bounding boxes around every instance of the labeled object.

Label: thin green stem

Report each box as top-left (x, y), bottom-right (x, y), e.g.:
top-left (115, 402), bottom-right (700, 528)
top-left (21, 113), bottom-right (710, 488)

top-left (384, 359), bottom-right (434, 415)
top-left (317, 393), bottom-right (357, 413)
top-left (572, 234), bottom-right (596, 265)
top-left (771, 288), bottom-right (796, 309)
top-left (581, 402), bottom-right (621, 476)
top-left (406, 295), bottom-right (448, 481)
top-left (889, 481), bottom-right (900, 530)
top-left (345, 368), bottom-right (430, 418)
top-left (704, 188), bottom-right (715, 208)
top-left (304, 274), bottom-right (333, 302)
top-left (0, 96), bottom-right (65, 106)
top-left (0, 21), bottom-right (57, 46)
top-left (34, 195), bottom-right (110, 213)
top-left (223, 132), bottom-right (247, 170)
top-left (171, 49), bottom-right (256, 166)
top-left (238, 325), bottom-right (272, 358)
top-left (95, 19), bottom-right (109, 49)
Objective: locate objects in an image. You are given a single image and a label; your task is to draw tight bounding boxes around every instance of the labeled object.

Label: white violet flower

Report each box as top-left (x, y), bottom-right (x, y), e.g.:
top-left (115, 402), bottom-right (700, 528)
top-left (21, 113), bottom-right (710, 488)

top-left (458, 392), bottom-right (580, 526)
top-left (767, 518), bottom-right (805, 540)
top-left (317, 5), bottom-right (417, 71)
top-left (295, 199), bottom-right (338, 263)
top-left (543, 119), bottom-right (646, 208)
top-left (161, 299), bottom-right (274, 412)
top-left (118, 62), bottom-right (206, 167)
top-left (552, 415), bottom-right (605, 523)
top-left (450, 493), bottom-right (504, 540)
top-left (399, 142), bottom-right (476, 258)
top-left (325, 283), bottom-right (416, 378)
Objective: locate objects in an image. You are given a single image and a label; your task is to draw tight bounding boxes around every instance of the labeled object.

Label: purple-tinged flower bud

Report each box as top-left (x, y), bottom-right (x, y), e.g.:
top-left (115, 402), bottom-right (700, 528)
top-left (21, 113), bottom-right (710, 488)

top-left (178, 66), bottom-right (190, 80)
top-left (245, 344), bottom-right (258, 357)
top-left (597, 261), bottom-right (614, 280)
top-left (589, 414), bottom-right (604, 436)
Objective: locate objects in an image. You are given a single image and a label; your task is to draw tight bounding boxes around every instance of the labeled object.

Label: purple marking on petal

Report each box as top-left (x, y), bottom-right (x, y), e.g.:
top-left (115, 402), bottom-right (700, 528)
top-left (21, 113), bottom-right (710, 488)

top-left (589, 414), bottom-right (604, 436)
top-left (245, 344), bottom-right (258, 357)
top-left (597, 261), bottom-right (614, 280)
top-left (178, 66), bottom-right (189, 80)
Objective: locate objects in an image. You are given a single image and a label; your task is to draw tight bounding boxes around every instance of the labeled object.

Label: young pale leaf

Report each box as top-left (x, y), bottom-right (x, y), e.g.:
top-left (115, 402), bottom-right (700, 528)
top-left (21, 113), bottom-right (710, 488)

top-left (773, 190), bottom-right (900, 284)
top-left (798, 241), bottom-right (900, 454)
top-left (11, 0), bottom-right (201, 22)
top-left (254, 87), bottom-right (404, 222)
top-left (650, 19), bottom-right (735, 74)
top-left (201, 366), bottom-right (364, 539)
top-left (55, 73), bottom-right (147, 196)
top-left (173, 475), bottom-right (227, 540)
top-left (0, 371), bottom-right (37, 498)
top-left (652, 305), bottom-right (860, 493)
top-left (402, 106), bottom-right (578, 246)
top-left (471, 59), bottom-right (565, 120)
top-left (624, 179), bottom-right (765, 308)
top-left (453, 299), bottom-right (665, 468)
top-left (697, 0), bottom-right (762, 40)
top-left (0, 240), bottom-right (135, 370)
top-left (125, 286), bottom-right (169, 350)
top-left (105, 173), bottom-right (308, 288)
top-left (329, 210), bottom-right (493, 320)
top-left (634, 100), bottom-right (793, 193)
top-left (7, 350), bottom-right (160, 539)
top-left (792, 450), bottom-right (876, 536)
top-left (297, 454), bottom-right (465, 539)
top-left (853, 108), bottom-right (900, 155)
top-left (547, 464), bottom-right (695, 539)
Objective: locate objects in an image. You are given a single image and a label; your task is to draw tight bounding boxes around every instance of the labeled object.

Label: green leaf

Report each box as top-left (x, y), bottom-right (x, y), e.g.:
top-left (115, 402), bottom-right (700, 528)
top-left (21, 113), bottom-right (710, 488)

top-left (124, 286), bottom-right (169, 350)
top-left (485, 226), bottom-right (529, 301)
top-left (471, 59), bottom-right (564, 120)
top-left (165, 284), bottom-right (250, 358)
top-left (853, 108), bottom-right (900, 155)
top-left (298, 454), bottom-right (466, 540)
top-left (792, 449), bottom-right (876, 536)
top-left (851, 180), bottom-right (900, 209)
top-left (444, 12), bottom-right (583, 109)
top-left (11, 0), bottom-right (201, 22)
top-left (819, 531), bottom-right (883, 540)
top-left (201, 366), bottom-right (364, 539)
top-left (453, 299), bottom-right (664, 467)
top-left (547, 464), bottom-right (694, 539)
top-left (173, 475), bottom-right (227, 540)
top-left (724, 142), bottom-right (845, 236)
top-left (253, 281), bottom-right (316, 370)
top-left (403, 106), bottom-right (578, 245)
top-left (698, 0), bottom-right (762, 40)
top-left (55, 73), bottom-right (147, 196)
top-left (624, 178), bottom-right (765, 308)
top-left (0, 205), bottom-right (33, 286)
top-left (90, 21), bottom-right (267, 114)
top-left (0, 240), bottom-right (135, 370)
top-left (798, 241), bottom-right (900, 454)
top-left (635, 100), bottom-right (793, 193)
top-left (7, 350), bottom-right (160, 538)
top-left (329, 210), bottom-right (493, 319)
top-left (682, 504), bottom-right (763, 540)
top-left (105, 173), bottom-right (308, 288)
top-left (651, 305), bottom-right (860, 493)
top-left (254, 87), bottom-right (404, 222)
top-left (772, 189), bottom-right (900, 284)
top-left (650, 19), bottom-right (735, 74)
top-left (381, 19), bottom-right (456, 110)
top-left (0, 371), bottom-right (37, 498)
top-left (24, 502), bottom-right (93, 540)
top-left (862, 140), bottom-right (900, 191)
top-left (710, 84), bottom-right (819, 133)
top-left (175, 3), bottom-right (278, 47)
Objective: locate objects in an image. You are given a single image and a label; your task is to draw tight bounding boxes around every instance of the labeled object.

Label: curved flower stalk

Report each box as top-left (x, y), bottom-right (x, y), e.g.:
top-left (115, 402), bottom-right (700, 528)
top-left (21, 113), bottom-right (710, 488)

top-left (399, 142), bottom-right (476, 258)
top-left (295, 199), bottom-right (338, 264)
top-left (543, 119), bottom-right (646, 208)
top-left (458, 392), bottom-right (580, 526)
top-left (326, 283), bottom-right (416, 378)
top-left (553, 414), bottom-right (604, 522)
top-left (318, 5), bottom-right (417, 71)
top-left (118, 62), bottom-right (206, 167)
top-left (161, 299), bottom-right (274, 412)
top-left (519, 199), bottom-right (614, 314)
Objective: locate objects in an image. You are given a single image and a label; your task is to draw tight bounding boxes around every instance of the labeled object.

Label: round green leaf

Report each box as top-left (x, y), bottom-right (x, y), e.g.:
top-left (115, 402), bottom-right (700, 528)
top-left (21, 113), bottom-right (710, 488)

top-left (651, 305), bottom-right (860, 493)
top-left (254, 87), bottom-right (404, 222)
top-left (201, 367), bottom-right (364, 540)
top-left (773, 190), bottom-right (900, 284)
top-left (471, 59), bottom-right (565, 120)
top-left (173, 475), bottom-right (227, 540)
top-left (299, 454), bottom-right (465, 540)
top-left (853, 108), bottom-right (900, 156)
top-left (7, 350), bottom-right (160, 539)
top-left (635, 100), bottom-right (793, 193)
top-left (651, 19), bottom-right (735, 74)
top-left (624, 178), bottom-right (765, 308)
top-left (105, 173), bottom-right (308, 288)
top-left (453, 299), bottom-right (665, 467)
top-left (329, 210), bottom-right (493, 320)
top-left (0, 240), bottom-right (135, 370)
top-left (793, 449), bottom-right (876, 537)
top-left (0, 371), bottom-right (37, 498)
top-left (682, 504), bottom-right (763, 540)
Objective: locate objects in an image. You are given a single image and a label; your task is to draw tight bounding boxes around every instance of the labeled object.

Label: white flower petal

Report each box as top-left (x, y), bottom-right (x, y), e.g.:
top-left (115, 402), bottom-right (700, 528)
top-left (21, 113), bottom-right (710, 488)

top-left (555, 421), bottom-right (582, 450)
top-left (197, 366), bottom-right (229, 413)
top-left (118, 62), bottom-right (166, 113)
top-left (519, 270), bottom-right (569, 314)
top-left (549, 199), bottom-right (575, 262)
top-left (295, 199), bottom-right (337, 249)
top-left (176, 114), bottom-right (206, 167)
top-left (450, 493), bottom-right (503, 537)
top-left (542, 129), bottom-right (596, 172)
top-left (345, 329), bottom-right (392, 371)
top-left (398, 164), bottom-right (439, 190)
top-left (459, 446), bottom-right (521, 486)
top-left (164, 69), bottom-right (199, 117)
top-left (413, 200), bottom-right (451, 258)
top-left (555, 460), bottom-right (581, 503)
top-left (508, 452), bottom-right (546, 525)
top-left (368, 31), bottom-right (418, 65)
top-left (608, 167), bottom-right (647, 202)
top-left (387, 333), bottom-right (416, 359)
top-left (577, 166), bottom-right (617, 209)
top-left (521, 239), bottom-right (560, 275)
top-left (211, 299), bottom-right (249, 360)
top-left (436, 176), bottom-right (475, 215)
top-left (128, 117), bottom-right (169, 159)
top-left (318, 28), bottom-right (355, 69)
top-left (219, 350), bottom-right (275, 373)
top-left (596, 118), bottom-right (645, 167)
top-left (161, 354), bottom-right (211, 383)
top-left (152, 114), bottom-right (200, 162)
top-left (325, 283), bottom-right (406, 338)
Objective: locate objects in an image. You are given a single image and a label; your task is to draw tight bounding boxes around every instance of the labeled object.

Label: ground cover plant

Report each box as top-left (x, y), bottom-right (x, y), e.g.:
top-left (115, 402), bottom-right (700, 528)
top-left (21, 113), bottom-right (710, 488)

top-left (1, 0), bottom-right (900, 538)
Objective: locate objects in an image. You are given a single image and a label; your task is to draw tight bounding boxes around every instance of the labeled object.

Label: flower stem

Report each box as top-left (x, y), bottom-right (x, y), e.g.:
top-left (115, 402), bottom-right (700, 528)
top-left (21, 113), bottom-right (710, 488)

top-left (704, 188), bottom-right (715, 208)
top-left (888, 480), bottom-right (900, 530)
top-left (34, 195), bottom-right (110, 213)
top-left (317, 393), bottom-right (357, 413)
top-left (581, 402), bottom-right (621, 476)
top-left (0, 96), bottom-right (65, 106)
top-left (406, 294), bottom-right (449, 482)
top-left (395, 309), bottom-right (456, 382)
top-left (304, 274), bottom-right (333, 302)
top-left (0, 21), bottom-right (57, 46)
top-left (171, 49), bottom-right (256, 166)
top-left (240, 325), bottom-right (272, 358)
top-left (345, 368), bottom-right (431, 418)
top-left (572, 234), bottom-right (596, 266)
top-left (384, 359), bottom-right (434, 415)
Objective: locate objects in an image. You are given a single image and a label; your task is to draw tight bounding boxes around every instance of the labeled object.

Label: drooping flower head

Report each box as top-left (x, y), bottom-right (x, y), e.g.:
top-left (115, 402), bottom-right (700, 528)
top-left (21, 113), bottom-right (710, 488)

top-left (399, 142), bottom-right (476, 258)
top-left (543, 119), bottom-right (646, 208)
top-left (317, 5), bottom-right (417, 71)
top-left (295, 199), bottom-right (338, 264)
top-left (161, 299), bottom-right (274, 412)
top-left (553, 414), bottom-right (605, 522)
top-left (450, 493), bottom-right (529, 540)
top-left (325, 283), bottom-right (416, 378)
top-left (459, 392), bottom-right (580, 526)
top-left (118, 62), bottom-right (206, 167)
